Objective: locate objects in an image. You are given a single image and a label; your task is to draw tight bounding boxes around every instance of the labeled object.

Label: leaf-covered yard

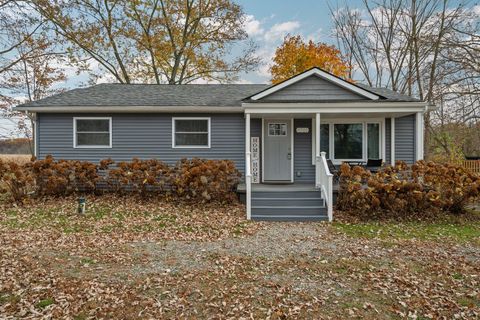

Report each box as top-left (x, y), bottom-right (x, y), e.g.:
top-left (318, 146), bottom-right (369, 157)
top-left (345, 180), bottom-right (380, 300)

top-left (1, 196), bottom-right (479, 319)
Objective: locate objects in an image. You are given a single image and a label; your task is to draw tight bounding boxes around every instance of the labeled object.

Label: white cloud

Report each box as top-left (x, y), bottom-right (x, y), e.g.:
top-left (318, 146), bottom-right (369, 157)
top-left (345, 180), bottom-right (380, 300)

top-left (473, 5), bottom-right (480, 15)
top-left (244, 15), bottom-right (264, 37)
top-left (264, 21), bottom-right (300, 43)
top-left (305, 28), bottom-right (323, 43)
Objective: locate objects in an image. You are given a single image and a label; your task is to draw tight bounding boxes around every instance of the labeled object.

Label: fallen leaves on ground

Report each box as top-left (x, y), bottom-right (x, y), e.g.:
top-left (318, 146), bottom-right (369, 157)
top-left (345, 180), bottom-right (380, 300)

top-left (0, 196), bottom-right (479, 319)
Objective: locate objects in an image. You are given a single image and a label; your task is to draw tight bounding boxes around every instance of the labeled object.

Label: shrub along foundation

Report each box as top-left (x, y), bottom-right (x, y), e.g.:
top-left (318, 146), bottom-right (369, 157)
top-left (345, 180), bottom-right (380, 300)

top-left (0, 156), bottom-right (242, 203)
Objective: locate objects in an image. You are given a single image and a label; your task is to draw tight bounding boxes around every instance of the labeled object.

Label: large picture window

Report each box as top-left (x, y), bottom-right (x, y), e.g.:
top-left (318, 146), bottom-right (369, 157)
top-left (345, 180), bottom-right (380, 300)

top-left (173, 118), bottom-right (210, 148)
top-left (315, 120), bottom-right (383, 163)
top-left (334, 123), bottom-right (363, 160)
top-left (74, 117), bottom-right (111, 148)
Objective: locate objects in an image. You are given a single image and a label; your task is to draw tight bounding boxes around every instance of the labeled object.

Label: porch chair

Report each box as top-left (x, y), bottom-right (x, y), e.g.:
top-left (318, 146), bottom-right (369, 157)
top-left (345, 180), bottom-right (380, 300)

top-left (365, 159), bottom-right (383, 173)
top-left (326, 159), bottom-right (340, 183)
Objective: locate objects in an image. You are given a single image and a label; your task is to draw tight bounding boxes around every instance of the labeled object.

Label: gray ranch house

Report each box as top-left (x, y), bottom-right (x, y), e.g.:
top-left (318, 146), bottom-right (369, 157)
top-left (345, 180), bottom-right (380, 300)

top-left (15, 68), bottom-right (433, 221)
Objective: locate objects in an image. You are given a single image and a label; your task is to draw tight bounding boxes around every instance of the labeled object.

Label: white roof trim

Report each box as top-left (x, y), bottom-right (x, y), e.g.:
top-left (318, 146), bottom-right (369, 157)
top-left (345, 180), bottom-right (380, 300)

top-left (249, 68), bottom-right (380, 101)
top-left (242, 101), bottom-right (428, 108)
top-left (13, 105), bottom-right (244, 113)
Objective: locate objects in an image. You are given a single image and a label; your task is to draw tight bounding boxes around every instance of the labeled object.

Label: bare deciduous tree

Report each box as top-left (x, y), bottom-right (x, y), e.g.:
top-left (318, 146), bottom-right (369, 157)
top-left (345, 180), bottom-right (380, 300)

top-left (33, 0), bottom-right (260, 84)
top-left (330, 0), bottom-right (480, 158)
top-left (0, 1), bottom-right (66, 153)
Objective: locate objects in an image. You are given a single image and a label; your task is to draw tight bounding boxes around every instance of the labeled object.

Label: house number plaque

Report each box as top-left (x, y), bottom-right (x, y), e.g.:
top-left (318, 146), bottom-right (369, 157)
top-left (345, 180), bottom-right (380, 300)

top-left (251, 137), bottom-right (260, 183)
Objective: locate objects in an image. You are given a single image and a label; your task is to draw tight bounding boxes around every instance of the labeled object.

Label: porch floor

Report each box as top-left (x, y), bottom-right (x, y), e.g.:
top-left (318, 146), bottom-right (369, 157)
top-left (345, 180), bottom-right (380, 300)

top-left (236, 182), bottom-right (340, 193)
top-left (237, 182), bottom-right (318, 193)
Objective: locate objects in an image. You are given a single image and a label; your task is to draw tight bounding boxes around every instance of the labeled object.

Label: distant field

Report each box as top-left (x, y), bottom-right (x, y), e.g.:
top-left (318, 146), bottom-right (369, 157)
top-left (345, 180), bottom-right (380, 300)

top-left (0, 154), bottom-right (31, 164)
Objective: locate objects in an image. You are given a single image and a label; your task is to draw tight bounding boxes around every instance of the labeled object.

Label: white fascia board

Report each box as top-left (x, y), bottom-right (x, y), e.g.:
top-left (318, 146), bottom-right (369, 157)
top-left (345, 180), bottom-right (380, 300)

top-left (13, 106), bottom-right (244, 113)
top-left (245, 107), bottom-right (427, 114)
top-left (243, 102), bottom-right (429, 114)
top-left (249, 68), bottom-right (380, 101)
top-left (243, 101), bottom-right (428, 108)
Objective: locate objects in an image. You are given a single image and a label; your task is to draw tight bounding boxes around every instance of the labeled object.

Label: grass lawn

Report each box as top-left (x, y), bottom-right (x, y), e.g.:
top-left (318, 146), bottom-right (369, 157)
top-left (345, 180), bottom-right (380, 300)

top-left (1, 196), bottom-right (479, 319)
top-left (333, 215), bottom-right (480, 244)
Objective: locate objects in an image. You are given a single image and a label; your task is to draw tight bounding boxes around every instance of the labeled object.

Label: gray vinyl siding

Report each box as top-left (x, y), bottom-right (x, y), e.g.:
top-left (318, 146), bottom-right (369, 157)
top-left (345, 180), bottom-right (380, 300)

top-left (262, 75), bottom-right (365, 101)
top-left (394, 114), bottom-right (416, 164)
top-left (294, 119), bottom-right (315, 183)
top-left (385, 118), bottom-right (391, 164)
top-left (37, 113), bottom-right (247, 173)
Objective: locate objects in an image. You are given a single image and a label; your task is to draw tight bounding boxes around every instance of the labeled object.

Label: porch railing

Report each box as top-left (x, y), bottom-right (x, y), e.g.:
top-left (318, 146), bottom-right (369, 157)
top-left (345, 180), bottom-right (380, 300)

top-left (316, 151), bottom-right (333, 221)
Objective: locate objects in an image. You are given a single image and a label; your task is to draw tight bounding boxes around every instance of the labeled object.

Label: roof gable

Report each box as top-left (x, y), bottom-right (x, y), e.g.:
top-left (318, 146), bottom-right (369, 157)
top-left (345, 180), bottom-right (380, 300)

top-left (248, 68), bottom-right (380, 101)
top-left (259, 74), bottom-right (366, 101)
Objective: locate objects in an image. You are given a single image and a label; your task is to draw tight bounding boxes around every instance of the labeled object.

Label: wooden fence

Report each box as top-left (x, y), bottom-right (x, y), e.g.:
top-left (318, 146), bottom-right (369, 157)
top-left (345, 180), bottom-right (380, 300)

top-left (459, 160), bottom-right (480, 173)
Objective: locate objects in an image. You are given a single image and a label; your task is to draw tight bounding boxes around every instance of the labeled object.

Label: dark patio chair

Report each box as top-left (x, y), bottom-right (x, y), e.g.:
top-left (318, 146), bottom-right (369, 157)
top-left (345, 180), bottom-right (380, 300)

top-left (365, 159), bottom-right (383, 173)
top-left (326, 159), bottom-right (340, 183)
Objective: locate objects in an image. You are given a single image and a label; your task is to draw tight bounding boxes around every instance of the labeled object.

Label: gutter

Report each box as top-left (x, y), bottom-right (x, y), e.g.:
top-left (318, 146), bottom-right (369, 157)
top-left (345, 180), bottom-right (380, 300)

top-left (14, 101), bottom-right (435, 113)
top-left (13, 105), bottom-right (244, 113)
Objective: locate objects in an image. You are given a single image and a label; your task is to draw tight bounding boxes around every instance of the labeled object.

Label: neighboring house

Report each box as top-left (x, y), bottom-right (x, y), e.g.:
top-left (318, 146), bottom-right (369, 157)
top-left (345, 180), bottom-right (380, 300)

top-left (14, 67), bottom-right (433, 221)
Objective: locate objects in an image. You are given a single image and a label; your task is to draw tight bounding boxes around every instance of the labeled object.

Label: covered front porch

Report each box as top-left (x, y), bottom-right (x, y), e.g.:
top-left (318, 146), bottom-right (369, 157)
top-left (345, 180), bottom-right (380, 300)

top-left (243, 108), bottom-right (426, 221)
top-left (240, 67), bottom-right (429, 221)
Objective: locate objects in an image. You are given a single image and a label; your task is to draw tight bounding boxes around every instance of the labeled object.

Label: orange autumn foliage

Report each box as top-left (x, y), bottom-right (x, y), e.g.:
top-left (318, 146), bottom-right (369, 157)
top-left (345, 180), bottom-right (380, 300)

top-left (270, 35), bottom-right (351, 84)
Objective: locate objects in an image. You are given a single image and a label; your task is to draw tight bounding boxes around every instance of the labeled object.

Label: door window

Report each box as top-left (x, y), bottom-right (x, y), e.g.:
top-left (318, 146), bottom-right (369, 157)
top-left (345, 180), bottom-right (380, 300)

top-left (268, 123), bottom-right (287, 136)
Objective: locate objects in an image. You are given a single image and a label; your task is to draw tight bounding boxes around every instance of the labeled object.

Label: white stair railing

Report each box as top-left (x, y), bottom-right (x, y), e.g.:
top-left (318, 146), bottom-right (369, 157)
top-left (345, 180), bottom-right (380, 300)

top-left (316, 151), bottom-right (333, 221)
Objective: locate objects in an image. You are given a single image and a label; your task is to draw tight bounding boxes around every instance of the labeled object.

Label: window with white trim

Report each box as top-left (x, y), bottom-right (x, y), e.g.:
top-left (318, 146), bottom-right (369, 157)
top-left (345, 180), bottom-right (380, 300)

top-left (268, 123), bottom-right (287, 136)
top-left (367, 123), bottom-right (380, 159)
top-left (334, 123), bottom-right (363, 160)
top-left (173, 118), bottom-right (210, 148)
top-left (316, 120), bottom-right (383, 163)
top-left (74, 117), bottom-right (111, 148)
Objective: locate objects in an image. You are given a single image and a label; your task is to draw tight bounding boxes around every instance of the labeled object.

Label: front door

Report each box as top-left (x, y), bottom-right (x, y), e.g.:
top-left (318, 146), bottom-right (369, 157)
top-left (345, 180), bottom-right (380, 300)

top-left (264, 119), bottom-right (292, 182)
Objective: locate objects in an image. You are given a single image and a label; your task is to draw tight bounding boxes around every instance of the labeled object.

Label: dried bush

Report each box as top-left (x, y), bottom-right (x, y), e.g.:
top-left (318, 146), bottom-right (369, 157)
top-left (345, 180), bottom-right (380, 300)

top-left (0, 156), bottom-right (241, 203)
top-left (0, 159), bottom-right (34, 202)
top-left (337, 161), bottom-right (480, 220)
top-left (31, 155), bottom-right (100, 195)
top-left (171, 158), bottom-right (241, 202)
top-left (104, 158), bottom-right (171, 196)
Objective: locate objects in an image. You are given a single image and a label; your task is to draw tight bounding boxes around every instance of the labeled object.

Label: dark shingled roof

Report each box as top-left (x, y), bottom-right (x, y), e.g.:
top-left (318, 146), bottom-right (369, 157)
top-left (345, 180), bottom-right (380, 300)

top-left (17, 81), bottom-right (420, 109)
top-left (355, 83), bottom-right (420, 102)
top-left (18, 84), bottom-right (269, 108)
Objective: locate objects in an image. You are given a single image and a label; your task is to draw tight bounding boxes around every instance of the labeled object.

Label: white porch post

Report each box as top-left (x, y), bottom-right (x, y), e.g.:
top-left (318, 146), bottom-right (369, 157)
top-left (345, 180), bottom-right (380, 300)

top-left (245, 113), bottom-right (252, 220)
top-left (315, 113), bottom-right (321, 187)
top-left (391, 117), bottom-right (395, 165)
top-left (416, 112), bottom-right (424, 161)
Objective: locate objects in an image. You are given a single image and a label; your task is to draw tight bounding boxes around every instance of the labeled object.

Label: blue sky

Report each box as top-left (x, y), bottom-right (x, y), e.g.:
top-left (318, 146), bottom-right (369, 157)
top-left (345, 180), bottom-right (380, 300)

top-left (235, 0), bottom-right (353, 83)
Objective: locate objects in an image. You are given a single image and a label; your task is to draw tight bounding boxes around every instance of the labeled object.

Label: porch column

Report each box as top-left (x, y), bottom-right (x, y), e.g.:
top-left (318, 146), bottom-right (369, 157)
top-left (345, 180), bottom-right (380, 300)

top-left (391, 117), bottom-right (395, 165)
top-left (245, 113), bottom-right (252, 220)
top-left (315, 113), bottom-right (321, 187)
top-left (415, 112), bottom-right (424, 161)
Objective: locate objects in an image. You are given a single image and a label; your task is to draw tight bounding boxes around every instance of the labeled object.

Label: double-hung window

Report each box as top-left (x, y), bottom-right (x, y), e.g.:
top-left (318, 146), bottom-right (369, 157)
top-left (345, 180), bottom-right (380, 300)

top-left (74, 117), bottom-right (112, 148)
top-left (172, 117), bottom-right (210, 148)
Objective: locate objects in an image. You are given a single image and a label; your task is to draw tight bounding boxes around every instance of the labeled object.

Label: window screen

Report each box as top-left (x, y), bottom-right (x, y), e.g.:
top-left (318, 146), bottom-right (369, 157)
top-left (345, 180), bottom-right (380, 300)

top-left (173, 118), bottom-right (210, 147)
top-left (75, 118), bottom-right (111, 147)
